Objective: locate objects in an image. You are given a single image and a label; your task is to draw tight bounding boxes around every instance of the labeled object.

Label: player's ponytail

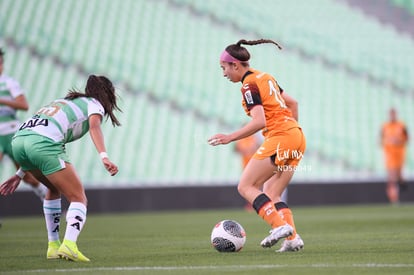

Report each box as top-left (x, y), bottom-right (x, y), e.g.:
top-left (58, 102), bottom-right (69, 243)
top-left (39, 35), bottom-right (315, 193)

top-left (66, 75), bottom-right (122, 127)
top-left (236, 39), bottom-right (282, 50)
top-left (223, 39), bottom-right (282, 66)
top-left (86, 75), bottom-right (122, 127)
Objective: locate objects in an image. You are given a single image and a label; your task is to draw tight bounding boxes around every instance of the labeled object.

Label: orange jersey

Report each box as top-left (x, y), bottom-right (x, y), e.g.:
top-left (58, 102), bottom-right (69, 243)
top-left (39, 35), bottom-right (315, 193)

top-left (381, 121), bottom-right (408, 148)
top-left (240, 69), bottom-right (299, 138)
top-left (381, 121), bottom-right (408, 169)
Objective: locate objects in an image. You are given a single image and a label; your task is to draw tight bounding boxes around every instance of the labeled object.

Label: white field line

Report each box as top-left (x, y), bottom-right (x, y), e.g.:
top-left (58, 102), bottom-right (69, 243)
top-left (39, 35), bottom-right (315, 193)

top-left (7, 263), bottom-right (414, 273)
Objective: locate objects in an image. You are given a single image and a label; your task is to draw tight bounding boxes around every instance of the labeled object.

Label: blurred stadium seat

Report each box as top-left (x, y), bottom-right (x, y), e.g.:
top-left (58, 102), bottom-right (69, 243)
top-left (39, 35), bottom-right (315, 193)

top-left (0, 0), bottom-right (413, 188)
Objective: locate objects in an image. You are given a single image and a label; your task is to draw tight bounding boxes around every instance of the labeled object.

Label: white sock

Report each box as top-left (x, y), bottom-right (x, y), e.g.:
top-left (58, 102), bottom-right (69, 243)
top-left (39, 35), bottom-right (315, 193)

top-left (43, 199), bottom-right (61, 242)
top-left (64, 202), bottom-right (87, 242)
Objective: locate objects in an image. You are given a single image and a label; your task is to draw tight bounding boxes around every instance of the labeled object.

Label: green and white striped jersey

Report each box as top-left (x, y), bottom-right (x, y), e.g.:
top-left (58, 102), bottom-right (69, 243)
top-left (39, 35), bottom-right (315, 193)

top-left (0, 74), bottom-right (24, 135)
top-left (16, 97), bottom-right (105, 144)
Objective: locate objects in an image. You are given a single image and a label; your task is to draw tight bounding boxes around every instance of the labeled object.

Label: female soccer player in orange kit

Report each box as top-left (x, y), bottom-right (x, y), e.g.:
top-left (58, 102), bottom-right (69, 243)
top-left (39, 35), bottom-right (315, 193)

top-left (208, 39), bottom-right (306, 252)
top-left (381, 108), bottom-right (409, 204)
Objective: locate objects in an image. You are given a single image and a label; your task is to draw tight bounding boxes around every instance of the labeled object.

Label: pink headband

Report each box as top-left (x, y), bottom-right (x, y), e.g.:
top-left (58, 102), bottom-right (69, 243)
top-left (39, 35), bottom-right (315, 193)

top-left (220, 50), bottom-right (241, 63)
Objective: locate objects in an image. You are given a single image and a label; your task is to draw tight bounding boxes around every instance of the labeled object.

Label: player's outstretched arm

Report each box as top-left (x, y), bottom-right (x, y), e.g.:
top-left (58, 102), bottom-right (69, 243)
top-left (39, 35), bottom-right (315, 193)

top-left (208, 105), bottom-right (265, 146)
top-left (0, 175), bottom-right (22, 196)
top-left (88, 114), bottom-right (118, 176)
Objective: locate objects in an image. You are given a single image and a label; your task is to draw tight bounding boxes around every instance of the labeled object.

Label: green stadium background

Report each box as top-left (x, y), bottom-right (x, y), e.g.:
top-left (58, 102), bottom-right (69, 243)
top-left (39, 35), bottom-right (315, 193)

top-left (1, 0), bottom-right (413, 189)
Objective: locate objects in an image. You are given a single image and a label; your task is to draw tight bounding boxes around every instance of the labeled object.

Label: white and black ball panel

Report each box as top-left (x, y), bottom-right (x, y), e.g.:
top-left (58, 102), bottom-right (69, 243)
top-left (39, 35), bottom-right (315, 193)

top-left (211, 219), bottom-right (246, 252)
top-left (222, 220), bottom-right (244, 238)
top-left (212, 237), bottom-right (237, 252)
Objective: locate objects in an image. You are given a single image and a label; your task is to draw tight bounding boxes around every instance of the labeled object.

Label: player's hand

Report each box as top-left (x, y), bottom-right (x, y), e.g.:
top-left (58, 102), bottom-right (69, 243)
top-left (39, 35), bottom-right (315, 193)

top-left (208, 134), bottom-right (231, 146)
top-left (0, 175), bottom-right (22, 196)
top-left (102, 158), bottom-right (118, 176)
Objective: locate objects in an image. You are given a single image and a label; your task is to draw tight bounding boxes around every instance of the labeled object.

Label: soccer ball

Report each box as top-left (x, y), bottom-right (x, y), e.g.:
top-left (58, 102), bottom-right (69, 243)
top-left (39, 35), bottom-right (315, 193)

top-left (210, 220), bottom-right (246, 252)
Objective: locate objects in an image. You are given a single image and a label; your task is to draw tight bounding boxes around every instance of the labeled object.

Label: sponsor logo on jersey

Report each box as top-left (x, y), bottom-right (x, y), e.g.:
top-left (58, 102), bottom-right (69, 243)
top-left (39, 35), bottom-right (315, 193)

top-left (244, 90), bottom-right (254, 104)
top-left (19, 115), bottom-right (48, 130)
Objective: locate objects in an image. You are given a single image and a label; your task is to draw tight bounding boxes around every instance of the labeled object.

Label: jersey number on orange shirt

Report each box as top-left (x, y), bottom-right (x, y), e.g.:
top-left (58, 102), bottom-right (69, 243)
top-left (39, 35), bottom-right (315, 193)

top-left (268, 80), bottom-right (287, 109)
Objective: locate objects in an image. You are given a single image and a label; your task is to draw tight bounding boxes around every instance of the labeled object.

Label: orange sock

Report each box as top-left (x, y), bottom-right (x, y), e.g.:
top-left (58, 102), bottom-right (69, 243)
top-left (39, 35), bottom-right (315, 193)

top-left (252, 194), bottom-right (286, 228)
top-left (278, 208), bottom-right (296, 240)
top-left (259, 202), bottom-right (286, 228)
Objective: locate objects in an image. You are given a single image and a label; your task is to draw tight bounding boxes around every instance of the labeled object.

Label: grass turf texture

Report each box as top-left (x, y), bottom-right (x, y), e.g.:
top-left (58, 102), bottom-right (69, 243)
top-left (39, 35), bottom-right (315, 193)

top-left (0, 204), bottom-right (413, 274)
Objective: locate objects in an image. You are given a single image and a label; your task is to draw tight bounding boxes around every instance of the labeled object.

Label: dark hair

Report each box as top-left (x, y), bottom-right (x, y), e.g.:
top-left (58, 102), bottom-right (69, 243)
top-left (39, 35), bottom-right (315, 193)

top-left (65, 75), bottom-right (122, 126)
top-left (0, 48), bottom-right (5, 58)
top-left (225, 39), bottom-right (282, 65)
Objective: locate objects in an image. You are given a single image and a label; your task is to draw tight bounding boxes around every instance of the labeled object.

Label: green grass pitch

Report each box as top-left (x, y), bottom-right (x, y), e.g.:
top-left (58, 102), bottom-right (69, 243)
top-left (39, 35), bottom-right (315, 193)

top-left (1, 203), bottom-right (413, 274)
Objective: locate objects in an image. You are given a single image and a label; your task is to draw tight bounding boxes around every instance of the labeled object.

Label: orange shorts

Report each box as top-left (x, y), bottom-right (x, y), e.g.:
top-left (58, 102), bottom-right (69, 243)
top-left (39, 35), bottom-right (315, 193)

top-left (253, 127), bottom-right (306, 167)
top-left (384, 146), bottom-right (406, 169)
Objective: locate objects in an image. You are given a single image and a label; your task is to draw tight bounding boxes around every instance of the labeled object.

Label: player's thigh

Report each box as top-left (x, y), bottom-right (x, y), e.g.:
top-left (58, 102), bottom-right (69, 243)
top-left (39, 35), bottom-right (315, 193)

top-left (45, 163), bottom-right (87, 204)
top-left (239, 158), bottom-right (275, 190)
top-left (30, 169), bottom-right (60, 194)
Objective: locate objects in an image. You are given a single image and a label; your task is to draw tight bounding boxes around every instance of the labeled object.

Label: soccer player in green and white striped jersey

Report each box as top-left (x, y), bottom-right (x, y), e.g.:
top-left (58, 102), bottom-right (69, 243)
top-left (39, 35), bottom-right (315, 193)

top-left (0, 74), bottom-right (121, 262)
top-left (0, 48), bottom-right (47, 201)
